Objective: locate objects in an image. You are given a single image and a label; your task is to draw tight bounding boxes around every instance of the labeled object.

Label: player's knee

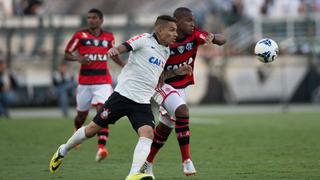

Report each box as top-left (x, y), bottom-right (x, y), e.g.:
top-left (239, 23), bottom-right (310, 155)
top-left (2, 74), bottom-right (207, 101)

top-left (158, 122), bottom-right (173, 136)
top-left (137, 125), bottom-right (154, 139)
top-left (76, 112), bottom-right (88, 122)
top-left (175, 104), bottom-right (189, 118)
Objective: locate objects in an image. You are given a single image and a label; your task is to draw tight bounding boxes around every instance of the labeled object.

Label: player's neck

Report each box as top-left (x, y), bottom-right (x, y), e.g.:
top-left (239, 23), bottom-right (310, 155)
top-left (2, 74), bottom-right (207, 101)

top-left (154, 32), bottom-right (168, 46)
top-left (177, 33), bottom-right (186, 40)
top-left (88, 28), bottom-right (102, 37)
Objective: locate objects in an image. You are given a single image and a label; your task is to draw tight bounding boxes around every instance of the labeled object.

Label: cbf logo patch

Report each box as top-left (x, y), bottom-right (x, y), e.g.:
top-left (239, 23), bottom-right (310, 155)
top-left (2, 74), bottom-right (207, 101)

top-left (177, 45), bottom-right (185, 54)
top-left (100, 108), bottom-right (110, 120)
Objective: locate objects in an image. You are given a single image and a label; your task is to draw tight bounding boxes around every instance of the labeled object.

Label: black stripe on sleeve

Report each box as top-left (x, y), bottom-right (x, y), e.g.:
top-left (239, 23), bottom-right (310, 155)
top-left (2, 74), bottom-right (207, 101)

top-left (122, 42), bottom-right (133, 51)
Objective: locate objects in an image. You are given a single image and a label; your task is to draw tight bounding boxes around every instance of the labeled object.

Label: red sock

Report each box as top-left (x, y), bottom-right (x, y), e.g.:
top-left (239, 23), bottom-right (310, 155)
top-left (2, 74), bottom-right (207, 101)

top-left (175, 116), bottom-right (191, 162)
top-left (97, 127), bottom-right (109, 148)
top-left (146, 126), bottom-right (169, 163)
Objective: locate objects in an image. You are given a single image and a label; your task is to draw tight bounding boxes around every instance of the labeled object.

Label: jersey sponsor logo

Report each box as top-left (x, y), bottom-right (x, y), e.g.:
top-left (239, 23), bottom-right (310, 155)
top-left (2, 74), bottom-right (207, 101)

top-left (148, 56), bottom-right (164, 67)
top-left (84, 54), bottom-right (109, 61)
top-left (100, 108), bottom-right (110, 120)
top-left (85, 40), bottom-right (91, 45)
top-left (165, 57), bottom-right (194, 70)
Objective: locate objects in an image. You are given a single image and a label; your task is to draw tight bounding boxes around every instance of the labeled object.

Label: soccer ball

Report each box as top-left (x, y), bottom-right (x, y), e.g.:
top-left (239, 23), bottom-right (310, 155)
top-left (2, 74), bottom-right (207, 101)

top-left (254, 38), bottom-right (279, 63)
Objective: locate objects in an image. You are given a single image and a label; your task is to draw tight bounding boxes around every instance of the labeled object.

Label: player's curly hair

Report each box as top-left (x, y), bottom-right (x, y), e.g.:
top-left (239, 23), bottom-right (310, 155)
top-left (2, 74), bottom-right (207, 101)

top-left (88, 8), bottom-right (103, 19)
top-left (173, 7), bottom-right (192, 19)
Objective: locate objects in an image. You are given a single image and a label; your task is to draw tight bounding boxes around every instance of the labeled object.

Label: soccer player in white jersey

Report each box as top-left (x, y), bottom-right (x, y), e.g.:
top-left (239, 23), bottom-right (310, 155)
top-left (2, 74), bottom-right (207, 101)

top-left (49, 15), bottom-right (191, 180)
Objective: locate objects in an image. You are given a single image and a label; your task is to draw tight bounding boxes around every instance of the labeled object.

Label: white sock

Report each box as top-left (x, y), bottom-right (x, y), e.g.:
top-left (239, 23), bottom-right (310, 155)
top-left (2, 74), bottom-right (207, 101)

top-left (59, 126), bottom-right (87, 156)
top-left (129, 137), bottom-right (153, 175)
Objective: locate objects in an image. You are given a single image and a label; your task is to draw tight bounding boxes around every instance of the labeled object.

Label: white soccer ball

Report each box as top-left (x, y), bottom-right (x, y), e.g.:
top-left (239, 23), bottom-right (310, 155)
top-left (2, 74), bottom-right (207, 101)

top-left (254, 38), bottom-right (279, 63)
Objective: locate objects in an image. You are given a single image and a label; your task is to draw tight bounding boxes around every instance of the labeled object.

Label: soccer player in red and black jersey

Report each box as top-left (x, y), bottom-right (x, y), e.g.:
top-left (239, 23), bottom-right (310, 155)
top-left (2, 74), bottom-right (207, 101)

top-left (143, 7), bottom-right (226, 177)
top-left (64, 8), bottom-right (125, 162)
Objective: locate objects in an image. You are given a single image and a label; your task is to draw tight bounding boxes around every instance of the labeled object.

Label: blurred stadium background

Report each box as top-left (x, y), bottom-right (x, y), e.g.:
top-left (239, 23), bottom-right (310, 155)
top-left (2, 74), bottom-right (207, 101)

top-left (1, 1), bottom-right (320, 180)
top-left (0, 0), bottom-right (320, 108)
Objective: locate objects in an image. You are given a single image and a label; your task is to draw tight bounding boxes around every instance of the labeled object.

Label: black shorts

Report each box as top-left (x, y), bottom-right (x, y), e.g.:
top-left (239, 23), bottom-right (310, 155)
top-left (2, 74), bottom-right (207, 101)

top-left (93, 92), bottom-right (155, 131)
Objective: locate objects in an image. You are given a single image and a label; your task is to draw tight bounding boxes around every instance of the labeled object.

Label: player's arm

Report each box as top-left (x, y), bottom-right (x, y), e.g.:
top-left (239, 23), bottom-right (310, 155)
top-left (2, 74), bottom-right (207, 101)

top-left (110, 55), bottom-right (126, 67)
top-left (212, 33), bottom-right (226, 46)
top-left (107, 43), bottom-right (130, 57)
top-left (64, 52), bottom-right (90, 65)
top-left (64, 32), bottom-right (90, 65)
top-left (201, 33), bottom-right (226, 46)
top-left (159, 64), bottom-right (193, 83)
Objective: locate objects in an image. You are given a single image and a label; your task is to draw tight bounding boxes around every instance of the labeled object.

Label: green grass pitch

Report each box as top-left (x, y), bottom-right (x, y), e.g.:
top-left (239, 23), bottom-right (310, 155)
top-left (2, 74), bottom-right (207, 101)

top-left (1, 112), bottom-right (320, 180)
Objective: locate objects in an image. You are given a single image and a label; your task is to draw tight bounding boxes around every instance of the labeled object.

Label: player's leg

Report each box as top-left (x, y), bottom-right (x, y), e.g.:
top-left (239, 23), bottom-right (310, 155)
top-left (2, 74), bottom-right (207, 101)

top-left (49, 92), bottom-right (122, 174)
top-left (172, 89), bottom-right (196, 176)
top-left (126, 103), bottom-right (155, 180)
top-left (92, 84), bottom-right (113, 162)
top-left (74, 85), bottom-right (92, 130)
top-left (146, 113), bottom-right (173, 163)
top-left (147, 84), bottom-right (184, 161)
top-left (149, 85), bottom-right (196, 175)
top-left (49, 121), bottom-right (102, 174)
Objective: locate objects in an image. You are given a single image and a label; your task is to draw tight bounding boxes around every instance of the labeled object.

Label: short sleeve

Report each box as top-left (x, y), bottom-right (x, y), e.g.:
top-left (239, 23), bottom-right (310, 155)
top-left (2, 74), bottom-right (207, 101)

top-left (109, 33), bottom-right (115, 49)
top-left (195, 29), bottom-right (209, 46)
top-left (126, 33), bottom-right (148, 51)
top-left (65, 32), bottom-right (81, 53)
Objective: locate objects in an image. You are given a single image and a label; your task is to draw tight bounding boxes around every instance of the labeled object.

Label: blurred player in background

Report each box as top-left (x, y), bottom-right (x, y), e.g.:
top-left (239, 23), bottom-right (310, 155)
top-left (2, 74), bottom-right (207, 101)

top-left (64, 8), bottom-right (125, 162)
top-left (50, 15), bottom-right (193, 180)
top-left (143, 7), bottom-right (226, 177)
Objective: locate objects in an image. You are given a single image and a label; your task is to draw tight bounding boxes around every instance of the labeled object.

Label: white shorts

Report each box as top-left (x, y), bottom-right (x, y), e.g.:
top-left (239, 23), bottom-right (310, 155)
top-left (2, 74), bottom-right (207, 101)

top-left (153, 84), bottom-right (187, 128)
top-left (76, 84), bottom-right (113, 112)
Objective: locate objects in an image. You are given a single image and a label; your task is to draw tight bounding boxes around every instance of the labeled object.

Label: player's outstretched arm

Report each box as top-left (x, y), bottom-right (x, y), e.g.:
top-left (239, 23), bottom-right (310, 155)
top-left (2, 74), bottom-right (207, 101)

top-left (212, 34), bottom-right (226, 46)
top-left (108, 44), bottom-right (129, 57)
top-left (159, 64), bottom-right (192, 83)
top-left (64, 52), bottom-right (90, 65)
top-left (111, 55), bottom-right (126, 67)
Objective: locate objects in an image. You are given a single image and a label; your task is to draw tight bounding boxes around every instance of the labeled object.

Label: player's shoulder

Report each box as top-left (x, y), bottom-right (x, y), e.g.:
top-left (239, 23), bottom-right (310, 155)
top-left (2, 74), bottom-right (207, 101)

top-left (193, 27), bottom-right (208, 36)
top-left (127, 33), bottom-right (150, 43)
top-left (73, 29), bottom-right (89, 38)
top-left (101, 30), bottom-right (114, 37)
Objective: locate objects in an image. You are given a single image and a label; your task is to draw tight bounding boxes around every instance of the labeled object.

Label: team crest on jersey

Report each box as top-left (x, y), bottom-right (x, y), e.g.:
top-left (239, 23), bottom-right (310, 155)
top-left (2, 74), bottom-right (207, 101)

top-left (177, 45), bottom-right (185, 54)
top-left (100, 108), bottom-right (110, 120)
top-left (186, 42), bottom-right (193, 51)
top-left (93, 40), bottom-right (100, 46)
top-left (102, 40), bottom-right (108, 47)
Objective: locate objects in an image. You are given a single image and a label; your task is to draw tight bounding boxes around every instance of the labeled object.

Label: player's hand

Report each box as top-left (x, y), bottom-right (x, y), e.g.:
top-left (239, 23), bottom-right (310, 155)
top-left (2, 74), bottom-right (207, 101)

top-left (200, 33), bottom-right (214, 45)
top-left (78, 56), bottom-right (90, 65)
top-left (174, 64), bottom-right (193, 76)
top-left (108, 47), bottom-right (120, 57)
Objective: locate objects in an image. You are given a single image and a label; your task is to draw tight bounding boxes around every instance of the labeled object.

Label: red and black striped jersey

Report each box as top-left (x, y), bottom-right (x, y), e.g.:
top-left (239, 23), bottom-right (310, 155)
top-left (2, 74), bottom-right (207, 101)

top-left (65, 29), bottom-right (115, 85)
top-left (164, 28), bottom-right (208, 89)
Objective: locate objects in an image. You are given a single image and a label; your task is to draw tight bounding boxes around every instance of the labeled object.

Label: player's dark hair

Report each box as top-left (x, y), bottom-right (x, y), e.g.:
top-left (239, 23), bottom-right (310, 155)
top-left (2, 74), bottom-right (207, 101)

top-left (154, 15), bottom-right (176, 26)
top-left (173, 7), bottom-right (192, 19)
top-left (88, 8), bottom-right (103, 19)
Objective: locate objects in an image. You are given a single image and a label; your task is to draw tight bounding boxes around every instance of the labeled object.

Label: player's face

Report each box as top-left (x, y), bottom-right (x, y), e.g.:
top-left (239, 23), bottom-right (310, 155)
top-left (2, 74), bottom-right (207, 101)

top-left (158, 22), bottom-right (178, 46)
top-left (177, 13), bottom-right (195, 35)
top-left (87, 13), bottom-right (102, 29)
